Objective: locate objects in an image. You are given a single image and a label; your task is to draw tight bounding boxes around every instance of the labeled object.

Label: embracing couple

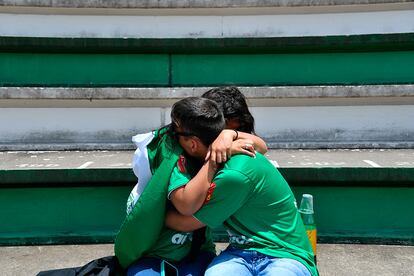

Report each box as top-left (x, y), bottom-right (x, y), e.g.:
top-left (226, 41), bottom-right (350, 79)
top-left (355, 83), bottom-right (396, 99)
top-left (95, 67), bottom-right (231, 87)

top-left (117, 87), bottom-right (318, 276)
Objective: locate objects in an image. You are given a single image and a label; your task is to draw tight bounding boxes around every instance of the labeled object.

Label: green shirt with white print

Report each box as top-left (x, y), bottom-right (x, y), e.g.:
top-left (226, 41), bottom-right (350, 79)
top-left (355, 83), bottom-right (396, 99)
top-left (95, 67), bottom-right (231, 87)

top-left (193, 153), bottom-right (318, 276)
top-left (147, 155), bottom-right (215, 261)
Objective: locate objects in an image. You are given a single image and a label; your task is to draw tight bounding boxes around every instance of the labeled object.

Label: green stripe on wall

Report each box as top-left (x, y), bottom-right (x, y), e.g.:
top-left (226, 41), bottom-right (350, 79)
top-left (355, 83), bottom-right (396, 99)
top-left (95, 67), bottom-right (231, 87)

top-left (292, 186), bottom-right (414, 244)
top-left (0, 53), bottom-right (169, 86)
top-left (1, 185), bottom-right (413, 245)
top-left (2, 167), bottom-right (414, 187)
top-left (0, 169), bottom-right (136, 186)
top-left (1, 51), bottom-right (414, 87)
top-left (1, 33), bottom-right (414, 54)
top-left (1, 167), bottom-right (414, 246)
top-left (172, 51), bottom-right (414, 86)
top-left (0, 186), bottom-right (130, 245)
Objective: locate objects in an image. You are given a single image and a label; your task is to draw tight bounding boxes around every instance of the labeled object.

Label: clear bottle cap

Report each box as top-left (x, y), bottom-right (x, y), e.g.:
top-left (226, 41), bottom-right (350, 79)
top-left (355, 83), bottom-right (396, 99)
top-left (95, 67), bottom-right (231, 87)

top-left (299, 194), bottom-right (314, 214)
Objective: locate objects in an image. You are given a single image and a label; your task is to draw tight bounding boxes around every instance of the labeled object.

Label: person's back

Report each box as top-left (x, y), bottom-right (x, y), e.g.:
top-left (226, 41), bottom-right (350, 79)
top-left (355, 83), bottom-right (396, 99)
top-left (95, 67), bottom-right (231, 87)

top-left (193, 153), bottom-right (318, 275)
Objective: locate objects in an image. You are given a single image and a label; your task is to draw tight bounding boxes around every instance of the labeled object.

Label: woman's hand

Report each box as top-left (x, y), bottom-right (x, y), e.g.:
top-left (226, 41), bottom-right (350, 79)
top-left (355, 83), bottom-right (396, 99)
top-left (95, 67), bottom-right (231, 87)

top-left (206, 130), bottom-right (256, 163)
top-left (205, 129), bottom-right (235, 163)
top-left (230, 138), bottom-right (256, 158)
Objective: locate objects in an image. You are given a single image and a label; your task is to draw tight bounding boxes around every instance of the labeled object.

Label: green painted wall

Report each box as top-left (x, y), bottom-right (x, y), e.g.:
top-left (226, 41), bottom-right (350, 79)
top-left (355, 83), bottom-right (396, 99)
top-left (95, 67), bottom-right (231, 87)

top-left (1, 34), bottom-right (414, 87)
top-left (292, 187), bottom-right (414, 244)
top-left (0, 186), bottom-right (130, 245)
top-left (1, 51), bottom-right (414, 86)
top-left (1, 168), bottom-right (413, 245)
top-left (0, 53), bottom-right (169, 86)
top-left (171, 51), bottom-right (414, 86)
top-left (0, 169), bottom-right (136, 186)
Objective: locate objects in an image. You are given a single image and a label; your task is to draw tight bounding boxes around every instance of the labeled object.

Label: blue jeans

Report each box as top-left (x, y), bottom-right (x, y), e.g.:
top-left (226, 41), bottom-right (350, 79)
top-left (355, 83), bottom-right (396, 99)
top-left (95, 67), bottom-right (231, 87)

top-left (127, 250), bottom-right (215, 276)
top-left (205, 248), bottom-right (311, 276)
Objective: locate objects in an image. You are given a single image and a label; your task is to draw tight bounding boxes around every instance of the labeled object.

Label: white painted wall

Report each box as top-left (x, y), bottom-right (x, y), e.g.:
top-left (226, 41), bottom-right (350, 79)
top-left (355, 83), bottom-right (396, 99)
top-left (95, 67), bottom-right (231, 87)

top-left (1, 9), bottom-right (414, 38)
top-left (252, 105), bottom-right (414, 145)
top-left (0, 108), bottom-right (167, 145)
top-left (1, 105), bottom-right (413, 149)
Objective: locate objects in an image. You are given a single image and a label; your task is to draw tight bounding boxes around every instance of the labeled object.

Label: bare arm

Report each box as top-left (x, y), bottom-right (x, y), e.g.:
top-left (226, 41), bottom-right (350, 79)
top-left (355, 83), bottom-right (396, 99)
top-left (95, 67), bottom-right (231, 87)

top-left (170, 130), bottom-right (267, 216)
top-left (208, 129), bottom-right (268, 163)
top-left (165, 209), bottom-right (206, 232)
top-left (170, 159), bottom-right (218, 216)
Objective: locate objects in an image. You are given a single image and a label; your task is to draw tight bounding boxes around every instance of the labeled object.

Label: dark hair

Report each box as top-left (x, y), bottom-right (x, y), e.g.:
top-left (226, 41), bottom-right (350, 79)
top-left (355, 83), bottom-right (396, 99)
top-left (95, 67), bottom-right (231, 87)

top-left (202, 86), bottom-right (255, 133)
top-left (171, 97), bottom-right (225, 146)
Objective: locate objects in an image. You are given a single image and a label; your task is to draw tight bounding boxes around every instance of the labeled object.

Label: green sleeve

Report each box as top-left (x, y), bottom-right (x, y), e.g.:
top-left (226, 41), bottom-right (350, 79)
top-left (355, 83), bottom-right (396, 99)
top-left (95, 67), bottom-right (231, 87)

top-left (167, 165), bottom-right (191, 199)
top-left (193, 169), bottom-right (252, 229)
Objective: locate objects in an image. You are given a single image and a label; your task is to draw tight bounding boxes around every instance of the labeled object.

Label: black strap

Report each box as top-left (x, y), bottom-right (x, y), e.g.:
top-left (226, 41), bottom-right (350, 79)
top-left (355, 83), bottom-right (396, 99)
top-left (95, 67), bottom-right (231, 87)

top-left (37, 256), bottom-right (123, 276)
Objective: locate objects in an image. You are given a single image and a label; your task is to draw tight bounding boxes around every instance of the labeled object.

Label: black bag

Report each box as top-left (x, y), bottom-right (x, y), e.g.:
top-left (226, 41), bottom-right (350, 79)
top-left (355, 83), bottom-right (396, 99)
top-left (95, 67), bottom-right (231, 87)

top-left (37, 256), bottom-right (123, 276)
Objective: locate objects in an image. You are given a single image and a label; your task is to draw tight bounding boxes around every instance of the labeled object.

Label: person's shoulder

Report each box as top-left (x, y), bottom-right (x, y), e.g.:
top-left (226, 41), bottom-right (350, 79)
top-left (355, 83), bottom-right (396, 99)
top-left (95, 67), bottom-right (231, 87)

top-left (227, 152), bottom-right (267, 166)
top-left (219, 155), bottom-right (256, 177)
top-left (214, 158), bottom-right (257, 189)
top-left (222, 153), bottom-right (272, 178)
top-left (228, 153), bottom-right (254, 162)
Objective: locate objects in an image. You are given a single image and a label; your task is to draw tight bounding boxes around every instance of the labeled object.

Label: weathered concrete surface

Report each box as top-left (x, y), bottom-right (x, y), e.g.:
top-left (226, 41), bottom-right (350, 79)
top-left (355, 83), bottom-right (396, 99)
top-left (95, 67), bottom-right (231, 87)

top-left (1, 87), bottom-right (414, 150)
top-left (2, 85), bottom-right (414, 101)
top-left (1, 243), bottom-right (413, 276)
top-left (0, 150), bottom-right (133, 170)
top-left (2, 11), bottom-right (413, 39)
top-left (317, 244), bottom-right (414, 276)
top-left (1, 149), bottom-right (414, 170)
top-left (0, 0), bottom-right (412, 9)
top-left (1, 86), bottom-right (414, 108)
top-left (1, 105), bottom-right (413, 150)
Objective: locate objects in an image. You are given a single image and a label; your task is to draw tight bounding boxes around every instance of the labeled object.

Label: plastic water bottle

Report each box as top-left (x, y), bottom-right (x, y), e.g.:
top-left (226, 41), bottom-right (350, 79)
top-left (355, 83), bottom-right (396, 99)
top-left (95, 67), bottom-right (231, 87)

top-left (299, 194), bottom-right (317, 263)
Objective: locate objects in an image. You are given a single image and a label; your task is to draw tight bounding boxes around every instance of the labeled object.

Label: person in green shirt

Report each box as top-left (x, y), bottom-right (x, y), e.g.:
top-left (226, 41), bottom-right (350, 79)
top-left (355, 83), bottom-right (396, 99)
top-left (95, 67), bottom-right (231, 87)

top-left (165, 97), bottom-right (318, 276)
top-left (125, 87), bottom-right (268, 275)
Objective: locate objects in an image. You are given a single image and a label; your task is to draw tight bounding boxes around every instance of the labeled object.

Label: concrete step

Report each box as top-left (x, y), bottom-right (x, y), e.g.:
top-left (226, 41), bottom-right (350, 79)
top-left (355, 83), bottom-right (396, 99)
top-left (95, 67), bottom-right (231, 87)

top-left (1, 149), bottom-right (414, 246)
top-left (1, 243), bottom-right (413, 276)
top-left (2, 148), bottom-right (414, 170)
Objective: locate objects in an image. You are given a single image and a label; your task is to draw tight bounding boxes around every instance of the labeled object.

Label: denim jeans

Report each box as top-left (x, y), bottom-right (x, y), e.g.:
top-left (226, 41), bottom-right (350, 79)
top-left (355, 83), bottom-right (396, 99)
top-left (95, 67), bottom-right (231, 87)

top-left (126, 250), bottom-right (215, 276)
top-left (205, 248), bottom-right (311, 276)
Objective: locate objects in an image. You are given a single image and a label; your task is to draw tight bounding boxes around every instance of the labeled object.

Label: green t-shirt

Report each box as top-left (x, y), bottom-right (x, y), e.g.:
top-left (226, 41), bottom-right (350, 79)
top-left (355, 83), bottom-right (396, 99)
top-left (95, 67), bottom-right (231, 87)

top-left (146, 225), bottom-right (192, 261)
top-left (146, 155), bottom-right (215, 261)
top-left (193, 153), bottom-right (318, 276)
top-left (146, 213), bottom-right (215, 261)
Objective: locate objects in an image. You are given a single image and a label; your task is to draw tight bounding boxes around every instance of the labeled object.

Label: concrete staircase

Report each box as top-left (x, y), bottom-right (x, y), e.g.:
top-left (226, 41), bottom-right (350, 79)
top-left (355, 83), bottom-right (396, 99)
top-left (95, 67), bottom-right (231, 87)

top-left (0, 0), bottom-right (413, 256)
